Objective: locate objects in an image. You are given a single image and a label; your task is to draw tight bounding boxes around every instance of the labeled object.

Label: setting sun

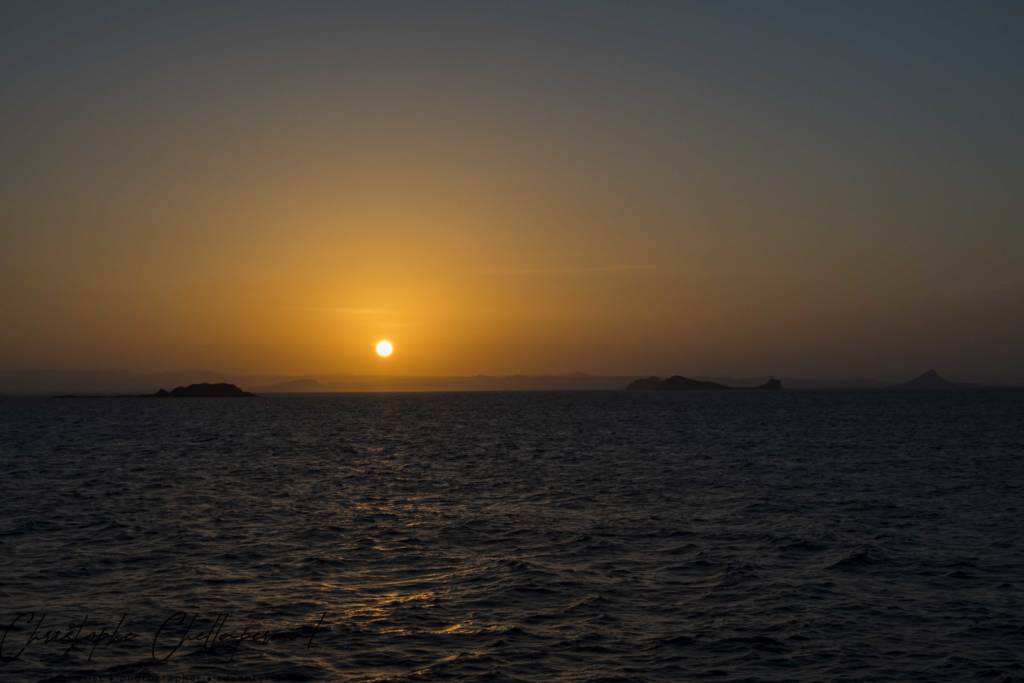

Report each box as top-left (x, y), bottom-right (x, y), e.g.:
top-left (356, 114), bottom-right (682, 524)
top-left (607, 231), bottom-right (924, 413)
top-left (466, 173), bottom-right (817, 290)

top-left (375, 340), bottom-right (394, 358)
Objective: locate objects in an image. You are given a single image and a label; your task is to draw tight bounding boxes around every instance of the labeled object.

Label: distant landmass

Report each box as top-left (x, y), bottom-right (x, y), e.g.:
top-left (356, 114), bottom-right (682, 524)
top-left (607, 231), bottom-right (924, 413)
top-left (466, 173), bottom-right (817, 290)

top-left (256, 378), bottom-right (326, 394)
top-left (891, 369), bottom-right (985, 391)
top-left (626, 376), bottom-right (782, 391)
top-left (151, 383), bottom-right (254, 397)
top-left (19, 370), bottom-right (1019, 396)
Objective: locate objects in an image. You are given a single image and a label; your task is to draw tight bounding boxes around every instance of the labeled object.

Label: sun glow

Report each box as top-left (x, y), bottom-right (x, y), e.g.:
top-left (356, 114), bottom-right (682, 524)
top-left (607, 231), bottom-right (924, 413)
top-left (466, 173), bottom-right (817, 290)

top-left (375, 340), bottom-right (394, 358)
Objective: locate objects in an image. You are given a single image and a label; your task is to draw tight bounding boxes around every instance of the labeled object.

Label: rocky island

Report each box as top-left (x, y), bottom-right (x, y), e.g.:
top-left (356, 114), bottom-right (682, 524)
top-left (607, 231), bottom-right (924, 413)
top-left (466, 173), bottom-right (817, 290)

top-left (891, 369), bottom-right (984, 391)
top-left (626, 376), bottom-right (782, 391)
top-left (150, 382), bottom-right (255, 397)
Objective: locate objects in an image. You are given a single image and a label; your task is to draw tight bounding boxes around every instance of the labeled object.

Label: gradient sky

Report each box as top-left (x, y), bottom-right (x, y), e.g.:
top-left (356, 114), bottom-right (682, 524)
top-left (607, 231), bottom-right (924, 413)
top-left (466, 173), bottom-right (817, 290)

top-left (2, 1), bottom-right (1023, 382)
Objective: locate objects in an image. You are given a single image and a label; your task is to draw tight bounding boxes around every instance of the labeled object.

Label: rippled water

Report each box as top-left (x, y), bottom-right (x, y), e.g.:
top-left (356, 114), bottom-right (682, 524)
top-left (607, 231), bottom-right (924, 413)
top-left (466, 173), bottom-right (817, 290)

top-left (1, 391), bottom-right (1023, 681)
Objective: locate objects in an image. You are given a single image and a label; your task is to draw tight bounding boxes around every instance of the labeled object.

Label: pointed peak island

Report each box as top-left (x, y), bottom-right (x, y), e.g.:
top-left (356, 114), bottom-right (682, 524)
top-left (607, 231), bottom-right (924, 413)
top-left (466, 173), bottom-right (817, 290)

top-left (892, 370), bottom-right (981, 391)
top-left (150, 382), bottom-right (255, 397)
top-left (902, 369), bottom-right (949, 389)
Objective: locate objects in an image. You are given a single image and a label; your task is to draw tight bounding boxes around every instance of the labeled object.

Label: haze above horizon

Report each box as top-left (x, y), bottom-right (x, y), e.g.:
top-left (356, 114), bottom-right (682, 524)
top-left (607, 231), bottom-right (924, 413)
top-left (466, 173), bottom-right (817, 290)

top-left (2, 2), bottom-right (1022, 384)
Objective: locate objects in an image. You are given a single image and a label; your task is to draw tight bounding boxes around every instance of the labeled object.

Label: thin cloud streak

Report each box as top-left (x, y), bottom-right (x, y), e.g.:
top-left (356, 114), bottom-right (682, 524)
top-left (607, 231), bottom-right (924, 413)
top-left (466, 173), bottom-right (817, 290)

top-left (481, 265), bottom-right (657, 276)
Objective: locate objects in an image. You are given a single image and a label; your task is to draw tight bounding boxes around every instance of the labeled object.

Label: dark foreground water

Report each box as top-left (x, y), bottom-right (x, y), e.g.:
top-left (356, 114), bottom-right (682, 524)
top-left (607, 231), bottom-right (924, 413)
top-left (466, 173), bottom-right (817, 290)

top-left (1, 391), bottom-right (1023, 682)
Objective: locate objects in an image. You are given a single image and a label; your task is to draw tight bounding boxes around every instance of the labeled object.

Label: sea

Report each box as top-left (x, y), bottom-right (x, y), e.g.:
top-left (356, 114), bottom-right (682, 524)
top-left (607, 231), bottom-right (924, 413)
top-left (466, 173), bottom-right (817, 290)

top-left (1, 391), bottom-right (1022, 682)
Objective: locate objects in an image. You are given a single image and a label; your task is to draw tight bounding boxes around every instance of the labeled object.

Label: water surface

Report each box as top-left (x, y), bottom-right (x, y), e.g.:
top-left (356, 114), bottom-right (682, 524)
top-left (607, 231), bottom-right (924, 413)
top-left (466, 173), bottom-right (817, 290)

top-left (1, 391), bottom-right (1022, 681)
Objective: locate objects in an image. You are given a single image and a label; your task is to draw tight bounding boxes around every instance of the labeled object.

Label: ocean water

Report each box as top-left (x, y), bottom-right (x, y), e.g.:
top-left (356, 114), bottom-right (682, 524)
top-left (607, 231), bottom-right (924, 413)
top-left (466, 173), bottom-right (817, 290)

top-left (1, 391), bottom-right (1023, 682)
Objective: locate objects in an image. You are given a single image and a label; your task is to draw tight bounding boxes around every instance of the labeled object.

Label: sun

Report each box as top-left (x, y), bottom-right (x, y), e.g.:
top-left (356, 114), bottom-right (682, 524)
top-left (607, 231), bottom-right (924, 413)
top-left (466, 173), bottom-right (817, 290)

top-left (375, 340), bottom-right (394, 358)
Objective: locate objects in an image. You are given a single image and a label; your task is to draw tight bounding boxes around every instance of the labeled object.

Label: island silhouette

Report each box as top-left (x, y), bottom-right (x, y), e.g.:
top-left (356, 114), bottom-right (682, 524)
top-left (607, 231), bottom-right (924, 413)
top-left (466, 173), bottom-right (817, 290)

top-left (150, 383), bottom-right (255, 397)
top-left (891, 369), bottom-right (986, 391)
top-left (626, 376), bottom-right (782, 391)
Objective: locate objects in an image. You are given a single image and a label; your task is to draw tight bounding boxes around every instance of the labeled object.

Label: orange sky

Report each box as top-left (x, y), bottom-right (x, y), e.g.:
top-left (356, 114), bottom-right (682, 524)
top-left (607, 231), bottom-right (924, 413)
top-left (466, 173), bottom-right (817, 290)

top-left (2, 3), bottom-right (1022, 383)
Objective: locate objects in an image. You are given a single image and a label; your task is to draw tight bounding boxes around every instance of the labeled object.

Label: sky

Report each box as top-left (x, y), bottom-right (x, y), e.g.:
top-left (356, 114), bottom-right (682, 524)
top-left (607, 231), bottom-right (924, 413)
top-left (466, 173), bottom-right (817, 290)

top-left (2, 1), bottom-right (1023, 384)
